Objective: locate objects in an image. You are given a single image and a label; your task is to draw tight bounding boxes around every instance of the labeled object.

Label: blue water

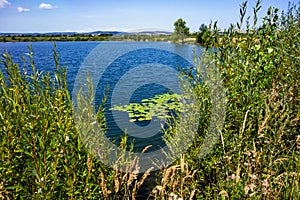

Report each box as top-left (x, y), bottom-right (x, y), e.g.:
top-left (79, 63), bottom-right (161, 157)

top-left (0, 41), bottom-right (201, 151)
top-left (0, 41), bottom-right (98, 92)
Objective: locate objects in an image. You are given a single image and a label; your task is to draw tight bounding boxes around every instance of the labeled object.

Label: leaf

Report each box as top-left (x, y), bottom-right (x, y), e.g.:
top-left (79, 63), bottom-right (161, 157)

top-left (129, 119), bottom-right (136, 122)
top-left (267, 48), bottom-right (274, 53)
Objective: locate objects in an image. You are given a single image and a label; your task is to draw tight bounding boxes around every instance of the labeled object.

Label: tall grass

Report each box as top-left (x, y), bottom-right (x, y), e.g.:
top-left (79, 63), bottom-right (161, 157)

top-left (0, 45), bottom-right (150, 199)
top-left (152, 1), bottom-right (299, 199)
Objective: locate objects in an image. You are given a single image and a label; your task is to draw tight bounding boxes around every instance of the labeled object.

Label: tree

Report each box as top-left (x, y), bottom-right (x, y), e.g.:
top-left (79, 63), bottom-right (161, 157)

top-left (199, 23), bottom-right (208, 32)
top-left (197, 23), bottom-right (209, 45)
top-left (172, 18), bottom-right (190, 44)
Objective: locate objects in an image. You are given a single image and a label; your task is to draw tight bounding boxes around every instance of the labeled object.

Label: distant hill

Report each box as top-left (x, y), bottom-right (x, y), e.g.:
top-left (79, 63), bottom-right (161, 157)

top-left (0, 30), bottom-right (172, 37)
top-left (0, 32), bottom-right (77, 36)
top-left (122, 31), bottom-right (172, 35)
top-left (88, 31), bottom-right (126, 35)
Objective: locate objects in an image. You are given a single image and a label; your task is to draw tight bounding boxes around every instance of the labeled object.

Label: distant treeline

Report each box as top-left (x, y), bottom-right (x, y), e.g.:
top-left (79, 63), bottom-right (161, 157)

top-left (0, 34), bottom-right (112, 42)
top-left (0, 33), bottom-right (197, 43)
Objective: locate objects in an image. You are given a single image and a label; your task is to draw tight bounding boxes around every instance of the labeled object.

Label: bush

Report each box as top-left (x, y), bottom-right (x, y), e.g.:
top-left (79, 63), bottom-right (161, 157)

top-left (152, 1), bottom-right (300, 199)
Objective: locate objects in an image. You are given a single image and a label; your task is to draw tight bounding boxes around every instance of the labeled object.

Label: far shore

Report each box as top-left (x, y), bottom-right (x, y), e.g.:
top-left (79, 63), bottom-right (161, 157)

top-left (0, 34), bottom-right (198, 45)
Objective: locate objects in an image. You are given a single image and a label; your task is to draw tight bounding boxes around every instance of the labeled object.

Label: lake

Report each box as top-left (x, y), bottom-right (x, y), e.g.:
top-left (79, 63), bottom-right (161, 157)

top-left (0, 41), bottom-right (201, 151)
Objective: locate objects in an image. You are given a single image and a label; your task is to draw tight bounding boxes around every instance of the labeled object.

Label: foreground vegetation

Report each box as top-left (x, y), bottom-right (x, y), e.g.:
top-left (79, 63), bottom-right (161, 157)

top-left (0, 1), bottom-right (299, 199)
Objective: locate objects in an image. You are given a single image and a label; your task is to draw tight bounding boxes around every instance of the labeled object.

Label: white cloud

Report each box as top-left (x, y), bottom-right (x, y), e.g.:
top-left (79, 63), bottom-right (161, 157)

top-left (39, 3), bottom-right (53, 10)
top-left (17, 7), bottom-right (30, 12)
top-left (0, 0), bottom-right (11, 8)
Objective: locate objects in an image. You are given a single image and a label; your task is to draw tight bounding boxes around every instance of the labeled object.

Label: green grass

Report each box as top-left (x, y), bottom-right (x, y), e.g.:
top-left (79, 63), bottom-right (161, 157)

top-left (0, 0), bottom-right (299, 199)
top-left (151, 1), bottom-right (300, 199)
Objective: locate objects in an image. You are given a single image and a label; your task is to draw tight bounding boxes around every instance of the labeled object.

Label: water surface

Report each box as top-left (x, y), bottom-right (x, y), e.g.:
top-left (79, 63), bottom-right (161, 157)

top-left (0, 41), bottom-right (201, 151)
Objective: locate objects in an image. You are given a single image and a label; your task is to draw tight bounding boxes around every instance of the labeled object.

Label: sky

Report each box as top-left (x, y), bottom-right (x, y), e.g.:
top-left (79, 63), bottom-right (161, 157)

top-left (0, 0), bottom-right (298, 33)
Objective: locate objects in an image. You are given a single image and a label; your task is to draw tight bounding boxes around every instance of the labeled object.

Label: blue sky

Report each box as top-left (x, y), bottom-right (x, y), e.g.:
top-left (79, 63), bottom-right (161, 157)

top-left (0, 0), bottom-right (297, 33)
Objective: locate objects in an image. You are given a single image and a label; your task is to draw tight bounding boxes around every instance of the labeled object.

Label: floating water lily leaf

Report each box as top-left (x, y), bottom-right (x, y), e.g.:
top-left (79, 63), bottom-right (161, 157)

top-left (110, 93), bottom-right (189, 122)
top-left (129, 119), bottom-right (136, 122)
top-left (137, 117), bottom-right (146, 121)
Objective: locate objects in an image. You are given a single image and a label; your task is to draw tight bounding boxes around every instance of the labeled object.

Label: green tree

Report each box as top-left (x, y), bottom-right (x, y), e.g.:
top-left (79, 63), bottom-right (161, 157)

top-left (199, 23), bottom-right (208, 32)
top-left (172, 18), bottom-right (190, 43)
top-left (197, 23), bottom-right (209, 45)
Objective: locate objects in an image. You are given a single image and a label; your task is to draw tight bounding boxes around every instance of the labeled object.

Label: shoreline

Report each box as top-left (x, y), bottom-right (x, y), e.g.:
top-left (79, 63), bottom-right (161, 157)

top-left (0, 35), bottom-right (198, 44)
